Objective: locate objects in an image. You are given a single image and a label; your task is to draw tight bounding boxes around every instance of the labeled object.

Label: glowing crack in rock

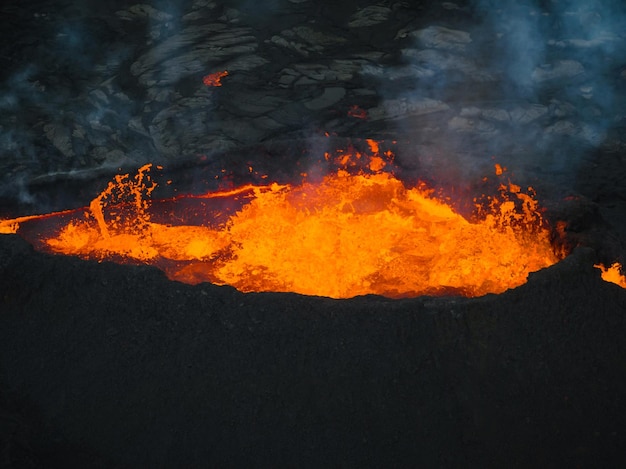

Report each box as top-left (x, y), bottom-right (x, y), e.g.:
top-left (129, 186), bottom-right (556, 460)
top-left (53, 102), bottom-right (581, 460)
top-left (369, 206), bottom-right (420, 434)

top-left (202, 70), bottom-right (228, 87)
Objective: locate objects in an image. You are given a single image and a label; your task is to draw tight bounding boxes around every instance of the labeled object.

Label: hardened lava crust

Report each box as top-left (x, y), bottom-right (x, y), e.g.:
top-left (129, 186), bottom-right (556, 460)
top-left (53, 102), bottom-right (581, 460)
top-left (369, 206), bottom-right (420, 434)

top-left (1, 233), bottom-right (626, 467)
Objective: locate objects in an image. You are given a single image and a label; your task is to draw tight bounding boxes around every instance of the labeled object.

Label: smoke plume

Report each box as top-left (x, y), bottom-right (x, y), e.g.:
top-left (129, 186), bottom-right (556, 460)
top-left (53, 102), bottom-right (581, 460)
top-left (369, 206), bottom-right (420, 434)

top-left (370, 0), bottom-right (626, 186)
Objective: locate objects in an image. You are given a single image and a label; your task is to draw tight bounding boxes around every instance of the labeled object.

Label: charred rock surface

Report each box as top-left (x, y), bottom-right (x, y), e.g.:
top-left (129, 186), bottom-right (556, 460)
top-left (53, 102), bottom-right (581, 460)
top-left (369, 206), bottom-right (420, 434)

top-left (2, 0), bottom-right (626, 194)
top-left (1, 235), bottom-right (626, 467)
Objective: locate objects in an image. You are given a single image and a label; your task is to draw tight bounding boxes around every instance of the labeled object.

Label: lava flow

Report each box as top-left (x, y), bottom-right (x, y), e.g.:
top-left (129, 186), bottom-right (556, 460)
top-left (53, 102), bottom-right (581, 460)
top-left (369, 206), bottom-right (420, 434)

top-left (595, 263), bottom-right (626, 288)
top-left (1, 142), bottom-right (575, 298)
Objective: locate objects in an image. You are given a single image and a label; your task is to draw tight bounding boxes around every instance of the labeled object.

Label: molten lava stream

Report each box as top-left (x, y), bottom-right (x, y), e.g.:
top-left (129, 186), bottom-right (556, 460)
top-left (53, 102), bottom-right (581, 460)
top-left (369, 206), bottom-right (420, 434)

top-left (0, 151), bottom-right (568, 299)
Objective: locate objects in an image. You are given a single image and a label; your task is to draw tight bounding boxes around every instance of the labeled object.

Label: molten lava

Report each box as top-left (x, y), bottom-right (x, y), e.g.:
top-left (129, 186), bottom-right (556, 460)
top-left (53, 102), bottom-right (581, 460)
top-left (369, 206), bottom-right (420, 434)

top-left (2, 142), bottom-right (569, 298)
top-left (202, 70), bottom-right (228, 87)
top-left (595, 263), bottom-right (626, 288)
top-left (348, 105), bottom-right (368, 119)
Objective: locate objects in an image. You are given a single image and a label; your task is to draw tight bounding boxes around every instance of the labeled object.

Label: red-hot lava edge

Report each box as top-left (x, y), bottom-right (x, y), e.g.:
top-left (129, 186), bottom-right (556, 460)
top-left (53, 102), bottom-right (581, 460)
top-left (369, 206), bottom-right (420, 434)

top-left (1, 141), bottom-right (625, 298)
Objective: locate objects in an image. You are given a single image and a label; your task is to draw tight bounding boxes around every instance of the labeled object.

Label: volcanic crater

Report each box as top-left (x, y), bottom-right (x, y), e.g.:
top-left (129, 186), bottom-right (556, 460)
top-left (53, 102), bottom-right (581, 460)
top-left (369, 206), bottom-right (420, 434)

top-left (2, 0), bottom-right (626, 467)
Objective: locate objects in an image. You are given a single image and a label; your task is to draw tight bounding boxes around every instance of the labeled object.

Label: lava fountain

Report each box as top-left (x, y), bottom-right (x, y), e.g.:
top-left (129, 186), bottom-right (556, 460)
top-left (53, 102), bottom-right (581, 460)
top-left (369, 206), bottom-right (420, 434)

top-left (2, 141), bottom-right (624, 298)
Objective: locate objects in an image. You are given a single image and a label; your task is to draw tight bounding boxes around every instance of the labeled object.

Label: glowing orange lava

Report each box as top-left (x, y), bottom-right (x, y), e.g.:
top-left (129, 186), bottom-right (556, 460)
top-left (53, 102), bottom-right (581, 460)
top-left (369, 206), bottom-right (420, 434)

top-left (348, 105), bottom-right (368, 119)
top-left (595, 263), bottom-right (626, 288)
top-left (202, 70), bottom-right (228, 87)
top-left (0, 143), bottom-right (571, 298)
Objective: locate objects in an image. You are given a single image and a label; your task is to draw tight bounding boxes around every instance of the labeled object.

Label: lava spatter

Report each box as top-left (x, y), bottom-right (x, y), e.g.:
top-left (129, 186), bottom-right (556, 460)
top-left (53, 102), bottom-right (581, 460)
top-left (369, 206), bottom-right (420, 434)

top-left (3, 142), bottom-right (565, 298)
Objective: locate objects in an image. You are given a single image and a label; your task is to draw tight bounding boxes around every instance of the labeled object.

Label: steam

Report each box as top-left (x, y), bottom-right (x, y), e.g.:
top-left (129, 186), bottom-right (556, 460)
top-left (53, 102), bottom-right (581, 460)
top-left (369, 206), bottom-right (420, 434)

top-left (2, 0), bottom-right (625, 211)
top-left (372, 0), bottom-right (626, 185)
top-left (476, 0), bottom-right (626, 119)
top-left (0, 6), bottom-right (149, 207)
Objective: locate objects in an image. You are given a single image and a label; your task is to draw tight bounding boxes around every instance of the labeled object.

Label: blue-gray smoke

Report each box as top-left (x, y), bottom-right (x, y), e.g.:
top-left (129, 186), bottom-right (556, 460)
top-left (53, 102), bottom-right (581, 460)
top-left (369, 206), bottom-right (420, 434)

top-left (376, 0), bottom-right (626, 185)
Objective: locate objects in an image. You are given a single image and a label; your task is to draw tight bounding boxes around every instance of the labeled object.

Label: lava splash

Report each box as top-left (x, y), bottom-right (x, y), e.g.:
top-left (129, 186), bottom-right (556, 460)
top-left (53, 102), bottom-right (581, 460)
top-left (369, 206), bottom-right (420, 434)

top-left (2, 143), bottom-right (565, 298)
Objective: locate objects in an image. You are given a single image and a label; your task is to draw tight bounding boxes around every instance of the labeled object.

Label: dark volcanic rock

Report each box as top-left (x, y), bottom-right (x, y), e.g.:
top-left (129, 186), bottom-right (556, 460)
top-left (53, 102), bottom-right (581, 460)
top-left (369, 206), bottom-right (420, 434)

top-left (2, 0), bottom-right (626, 201)
top-left (1, 235), bottom-right (626, 467)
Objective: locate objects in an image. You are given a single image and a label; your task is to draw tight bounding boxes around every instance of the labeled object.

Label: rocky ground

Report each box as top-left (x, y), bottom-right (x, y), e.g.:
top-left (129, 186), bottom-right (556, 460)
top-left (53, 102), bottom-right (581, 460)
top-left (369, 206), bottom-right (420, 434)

top-left (1, 0), bottom-right (626, 466)
top-left (1, 0), bottom-right (625, 201)
top-left (1, 237), bottom-right (626, 468)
